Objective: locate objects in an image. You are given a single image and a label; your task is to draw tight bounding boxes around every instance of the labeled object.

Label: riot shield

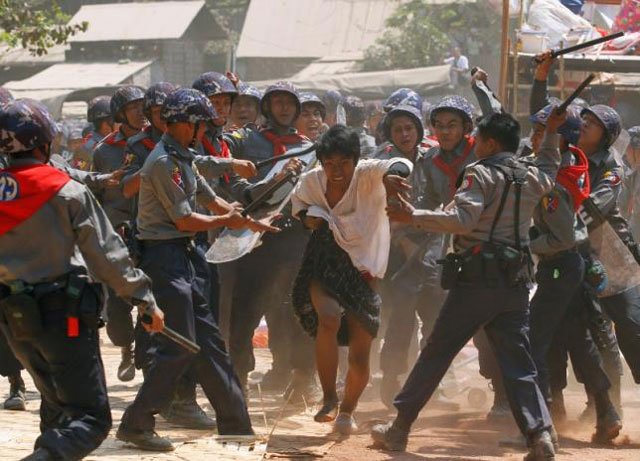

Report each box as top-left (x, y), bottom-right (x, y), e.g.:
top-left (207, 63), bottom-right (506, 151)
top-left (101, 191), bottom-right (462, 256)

top-left (205, 146), bottom-right (317, 264)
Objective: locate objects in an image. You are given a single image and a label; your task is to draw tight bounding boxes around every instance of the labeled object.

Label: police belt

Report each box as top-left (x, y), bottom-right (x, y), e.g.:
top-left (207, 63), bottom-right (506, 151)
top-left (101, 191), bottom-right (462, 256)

top-left (0, 277), bottom-right (68, 307)
top-left (439, 242), bottom-right (532, 289)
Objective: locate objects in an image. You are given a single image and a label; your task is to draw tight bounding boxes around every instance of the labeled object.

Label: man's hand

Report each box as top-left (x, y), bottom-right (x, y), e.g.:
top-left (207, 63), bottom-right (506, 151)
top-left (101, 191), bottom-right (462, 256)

top-left (383, 174), bottom-right (411, 200)
top-left (534, 50), bottom-right (555, 81)
top-left (545, 107), bottom-right (567, 133)
top-left (222, 209), bottom-right (281, 233)
top-left (226, 71), bottom-right (241, 88)
top-left (105, 168), bottom-right (126, 187)
top-left (232, 159), bottom-right (258, 178)
top-left (245, 215), bottom-right (281, 233)
top-left (139, 305), bottom-right (165, 333)
top-left (274, 158), bottom-right (304, 181)
top-left (471, 67), bottom-right (489, 86)
top-left (386, 194), bottom-right (416, 223)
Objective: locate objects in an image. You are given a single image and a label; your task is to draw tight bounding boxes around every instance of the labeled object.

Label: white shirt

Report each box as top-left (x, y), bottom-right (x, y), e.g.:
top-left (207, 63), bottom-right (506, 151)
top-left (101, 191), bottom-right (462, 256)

top-left (292, 158), bottom-right (412, 278)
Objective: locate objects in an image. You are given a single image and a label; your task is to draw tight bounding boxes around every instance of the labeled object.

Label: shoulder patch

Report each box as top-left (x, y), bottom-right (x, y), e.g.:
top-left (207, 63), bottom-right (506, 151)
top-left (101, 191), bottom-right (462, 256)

top-left (602, 170), bottom-right (621, 186)
top-left (171, 166), bottom-right (184, 189)
top-left (542, 192), bottom-right (559, 214)
top-left (458, 174), bottom-right (474, 192)
top-left (0, 172), bottom-right (19, 201)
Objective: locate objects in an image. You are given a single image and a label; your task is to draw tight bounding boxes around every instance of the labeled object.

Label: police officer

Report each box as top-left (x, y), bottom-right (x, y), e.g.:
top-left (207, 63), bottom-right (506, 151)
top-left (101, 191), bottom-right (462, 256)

top-left (92, 85), bottom-right (147, 382)
top-left (343, 95), bottom-right (377, 158)
top-left (116, 88), bottom-right (275, 451)
top-left (576, 104), bottom-right (640, 393)
top-left (374, 105), bottom-right (447, 408)
top-left (373, 110), bottom-right (565, 460)
top-left (230, 82), bottom-right (262, 130)
top-left (322, 89), bottom-right (344, 127)
top-left (84, 96), bottom-right (113, 154)
top-left (0, 98), bottom-right (164, 461)
top-left (223, 81), bottom-right (318, 398)
top-left (0, 86), bottom-right (28, 413)
top-left (527, 104), bottom-right (621, 442)
top-left (296, 92), bottom-right (326, 141)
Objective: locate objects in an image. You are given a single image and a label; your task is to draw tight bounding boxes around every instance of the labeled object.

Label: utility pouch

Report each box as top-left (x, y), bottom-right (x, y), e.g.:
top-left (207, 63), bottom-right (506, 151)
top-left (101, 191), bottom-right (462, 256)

top-left (438, 253), bottom-right (463, 290)
top-left (497, 245), bottom-right (526, 286)
top-left (79, 282), bottom-right (104, 330)
top-left (480, 244), bottom-right (501, 288)
top-left (0, 293), bottom-right (43, 341)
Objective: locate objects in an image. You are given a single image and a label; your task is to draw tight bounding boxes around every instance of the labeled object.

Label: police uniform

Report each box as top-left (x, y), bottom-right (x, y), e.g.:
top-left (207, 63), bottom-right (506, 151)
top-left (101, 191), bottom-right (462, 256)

top-left (372, 106), bottom-right (448, 402)
top-left (0, 99), bottom-right (158, 460)
top-left (222, 91), bottom-right (317, 388)
top-left (118, 124), bottom-right (251, 444)
top-left (527, 148), bottom-right (617, 428)
top-left (579, 138), bottom-right (640, 385)
top-left (374, 130), bottom-right (561, 455)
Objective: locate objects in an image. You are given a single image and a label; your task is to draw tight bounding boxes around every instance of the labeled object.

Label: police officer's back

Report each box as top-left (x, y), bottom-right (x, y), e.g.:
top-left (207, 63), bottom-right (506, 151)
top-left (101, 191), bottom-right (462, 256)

top-left (372, 111), bottom-right (565, 461)
top-left (0, 99), bottom-right (164, 461)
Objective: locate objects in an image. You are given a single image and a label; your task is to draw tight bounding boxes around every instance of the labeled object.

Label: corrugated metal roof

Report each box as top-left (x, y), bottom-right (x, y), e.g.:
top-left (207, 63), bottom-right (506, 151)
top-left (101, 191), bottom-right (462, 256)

top-left (68, 1), bottom-right (209, 42)
top-left (237, 0), bottom-right (475, 59)
top-left (250, 65), bottom-right (451, 99)
top-left (237, 0), bottom-right (401, 59)
top-left (4, 61), bottom-right (152, 90)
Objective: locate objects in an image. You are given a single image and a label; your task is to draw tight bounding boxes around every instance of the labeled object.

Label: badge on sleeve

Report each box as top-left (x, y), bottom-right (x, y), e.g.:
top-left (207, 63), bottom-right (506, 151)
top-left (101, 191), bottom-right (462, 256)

top-left (542, 192), bottom-right (559, 213)
top-left (171, 166), bottom-right (184, 188)
top-left (603, 170), bottom-right (621, 186)
top-left (123, 153), bottom-right (135, 167)
top-left (0, 172), bottom-right (19, 201)
top-left (458, 174), bottom-right (474, 192)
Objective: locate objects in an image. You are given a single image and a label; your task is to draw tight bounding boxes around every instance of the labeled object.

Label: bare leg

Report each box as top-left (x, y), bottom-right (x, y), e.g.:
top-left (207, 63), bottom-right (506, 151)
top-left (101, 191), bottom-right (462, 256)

top-left (309, 280), bottom-right (341, 418)
top-left (340, 313), bottom-right (374, 415)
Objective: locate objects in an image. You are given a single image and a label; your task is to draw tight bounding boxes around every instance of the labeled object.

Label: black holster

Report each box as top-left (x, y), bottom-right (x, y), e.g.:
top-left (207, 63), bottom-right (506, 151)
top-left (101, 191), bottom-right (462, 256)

top-left (438, 253), bottom-right (464, 290)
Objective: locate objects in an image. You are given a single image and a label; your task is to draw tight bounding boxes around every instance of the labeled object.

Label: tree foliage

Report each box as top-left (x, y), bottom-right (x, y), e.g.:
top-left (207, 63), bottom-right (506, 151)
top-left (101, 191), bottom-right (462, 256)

top-left (362, 0), bottom-right (500, 71)
top-left (0, 0), bottom-right (88, 56)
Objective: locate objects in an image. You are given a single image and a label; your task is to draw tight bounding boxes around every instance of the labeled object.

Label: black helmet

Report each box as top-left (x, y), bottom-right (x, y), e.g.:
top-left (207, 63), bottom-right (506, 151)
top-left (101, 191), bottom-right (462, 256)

top-left (383, 104), bottom-right (425, 148)
top-left (87, 96), bottom-right (112, 124)
top-left (343, 96), bottom-right (366, 126)
top-left (260, 81), bottom-right (301, 120)
top-left (144, 82), bottom-right (177, 118)
top-left (110, 85), bottom-right (145, 123)
top-left (161, 88), bottom-right (218, 124)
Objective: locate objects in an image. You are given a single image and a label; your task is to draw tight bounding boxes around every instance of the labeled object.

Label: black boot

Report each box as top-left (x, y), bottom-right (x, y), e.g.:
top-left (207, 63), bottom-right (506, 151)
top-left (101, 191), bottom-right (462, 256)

top-left (160, 380), bottom-right (215, 429)
top-left (592, 391), bottom-right (622, 444)
top-left (524, 430), bottom-right (556, 461)
top-left (486, 379), bottom-right (511, 422)
top-left (4, 372), bottom-right (26, 411)
top-left (20, 448), bottom-right (54, 461)
top-left (371, 418), bottom-right (410, 451)
top-left (117, 345), bottom-right (135, 382)
top-left (116, 426), bottom-right (175, 452)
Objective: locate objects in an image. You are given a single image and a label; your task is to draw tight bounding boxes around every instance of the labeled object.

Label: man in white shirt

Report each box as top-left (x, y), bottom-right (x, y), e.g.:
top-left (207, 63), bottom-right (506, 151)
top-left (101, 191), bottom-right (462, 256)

top-left (444, 47), bottom-right (469, 89)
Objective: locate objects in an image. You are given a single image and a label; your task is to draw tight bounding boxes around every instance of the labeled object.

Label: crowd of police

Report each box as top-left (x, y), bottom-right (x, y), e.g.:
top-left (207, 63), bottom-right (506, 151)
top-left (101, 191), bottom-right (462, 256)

top-left (1, 50), bottom-right (640, 461)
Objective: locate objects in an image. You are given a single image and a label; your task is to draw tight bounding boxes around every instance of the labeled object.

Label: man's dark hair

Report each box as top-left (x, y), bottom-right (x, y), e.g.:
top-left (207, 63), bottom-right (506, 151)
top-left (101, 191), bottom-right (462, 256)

top-left (477, 113), bottom-right (521, 153)
top-left (316, 124), bottom-right (360, 163)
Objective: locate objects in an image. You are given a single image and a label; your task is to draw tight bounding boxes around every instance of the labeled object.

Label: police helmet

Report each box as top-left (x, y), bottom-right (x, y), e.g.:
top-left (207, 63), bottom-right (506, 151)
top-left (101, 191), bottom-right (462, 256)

top-left (110, 86), bottom-right (145, 123)
top-left (192, 72), bottom-right (237, 99)
top-left (299, 92), bottom-right (326, 120)
top-left (161, 88), bottom-right (218, 124)
top-left (429, 95), bottom-right (475, 130)
top-left (383, 104), bottom-right (425, 147)
top-left (87, 96), bottom-right (112, 124)
top-left (581, 105), bottom-right (622, 148)
top-left (144, 82), bottom-right (177, 118)
top-left (0, 99), bottom-right (58, 154)
top-left (260, 81), bottom-right (301, 120)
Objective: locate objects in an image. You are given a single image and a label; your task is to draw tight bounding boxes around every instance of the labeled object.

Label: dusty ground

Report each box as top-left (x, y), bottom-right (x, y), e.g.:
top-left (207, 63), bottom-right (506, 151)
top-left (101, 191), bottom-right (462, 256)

top-left (0, 338), bottom-right (639, 460)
